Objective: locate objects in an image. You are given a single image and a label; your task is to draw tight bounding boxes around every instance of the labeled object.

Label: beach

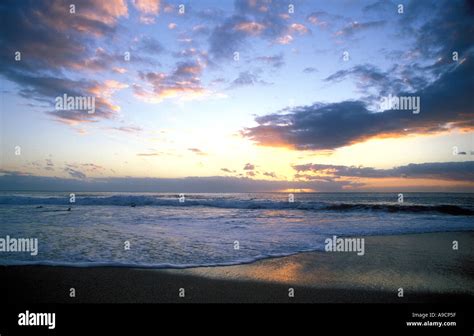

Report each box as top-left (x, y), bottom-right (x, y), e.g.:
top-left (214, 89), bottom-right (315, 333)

top-left (3, 232), bottom-right (474, 304)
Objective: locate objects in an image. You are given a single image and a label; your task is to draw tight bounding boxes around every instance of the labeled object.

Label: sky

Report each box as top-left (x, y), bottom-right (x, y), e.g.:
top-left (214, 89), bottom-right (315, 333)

top-left (0, 0), bottom-right (473, 192)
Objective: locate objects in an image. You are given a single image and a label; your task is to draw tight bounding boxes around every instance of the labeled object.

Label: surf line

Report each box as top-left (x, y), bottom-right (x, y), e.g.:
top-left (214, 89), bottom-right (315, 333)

top-left (0, 235), bottom-right (38, 256)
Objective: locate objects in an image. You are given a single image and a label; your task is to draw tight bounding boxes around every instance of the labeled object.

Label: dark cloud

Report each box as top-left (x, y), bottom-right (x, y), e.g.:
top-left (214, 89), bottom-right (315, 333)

top-left (0, 68), bottom-right (122, 124)
top-left (44, 159), bottom-right (55, 171)
top-left (324, 63), bottom-right (429, 98)
top-left (243, 163), bottom-right (255, 170)
top-left (208, 0), bottom-right (292, 59)
top-left (138, 36), bottom-right (165, 54)
top-left (263, 171), bottom-right (277, 178)
top-left (234, 0), bottom-right (289, 38)
top-left (238, 1), bottom-right (474, 151)
top-left (255, 53), bottom-right (285, 68)
top-left (401, 0), bottom-right (474, 61)
top-left (64, 167), bottom-right (87, 179)
top-left (0, 1), bottom-right (128, 125)
top-left (325, 64), bottom-right (385, 85)
top-left (0, 169), bottom-right (31, 176)
top-left (188, 148), bottom-right (207, 156)
top-left (0, 174), bottom-right (356, 192)
top-left (2, 165), bottom-right (472, 192)
top-left (208, 15), bottom-right (253, 59)
top-left (0, 0), bottom-right (126, 72)
top-left (2, 68), bottom-right (87, 103)
top-left (134, 60), bottom-right (206, 101)
top-left (303, 67), bottom-right (317, 73)
top-left (243, 52), bottom-right (474, 150)
top-left (293, 161), bottom-right (474, 182)
top-left (174, 61), bottom-right (203, 77)
top-left (335, 20), bottom-right (385, 37)
top-left (80, 163), bottom-right (105, 173)
top-left (228, 71), bottom-right (270, 88)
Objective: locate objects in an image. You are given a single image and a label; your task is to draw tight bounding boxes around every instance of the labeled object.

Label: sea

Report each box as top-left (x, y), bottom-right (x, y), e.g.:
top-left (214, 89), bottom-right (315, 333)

top-left (0, 192), bottom-right (473, 268)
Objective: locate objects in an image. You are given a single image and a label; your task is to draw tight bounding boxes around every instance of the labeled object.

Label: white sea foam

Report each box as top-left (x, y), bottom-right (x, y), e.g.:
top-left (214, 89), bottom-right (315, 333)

top-left (0, 192), bottom-right (473, 268)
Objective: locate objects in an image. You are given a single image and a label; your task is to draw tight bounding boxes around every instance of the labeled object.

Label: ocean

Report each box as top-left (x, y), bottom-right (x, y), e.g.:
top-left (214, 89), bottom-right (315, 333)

top-left (0, 192), bottom-right (473, 268)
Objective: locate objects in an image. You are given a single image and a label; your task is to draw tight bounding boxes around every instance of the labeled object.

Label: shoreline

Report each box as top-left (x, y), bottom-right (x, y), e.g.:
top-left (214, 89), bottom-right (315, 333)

top-left (2, 231), bottom-right (474, 303)
top-left (2, 230), bottom-right (473, 270)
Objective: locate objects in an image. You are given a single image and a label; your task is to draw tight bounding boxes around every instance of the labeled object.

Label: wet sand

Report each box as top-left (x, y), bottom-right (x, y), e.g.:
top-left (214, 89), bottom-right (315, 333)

top-left (2, 232), bottom-right (474, 303)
